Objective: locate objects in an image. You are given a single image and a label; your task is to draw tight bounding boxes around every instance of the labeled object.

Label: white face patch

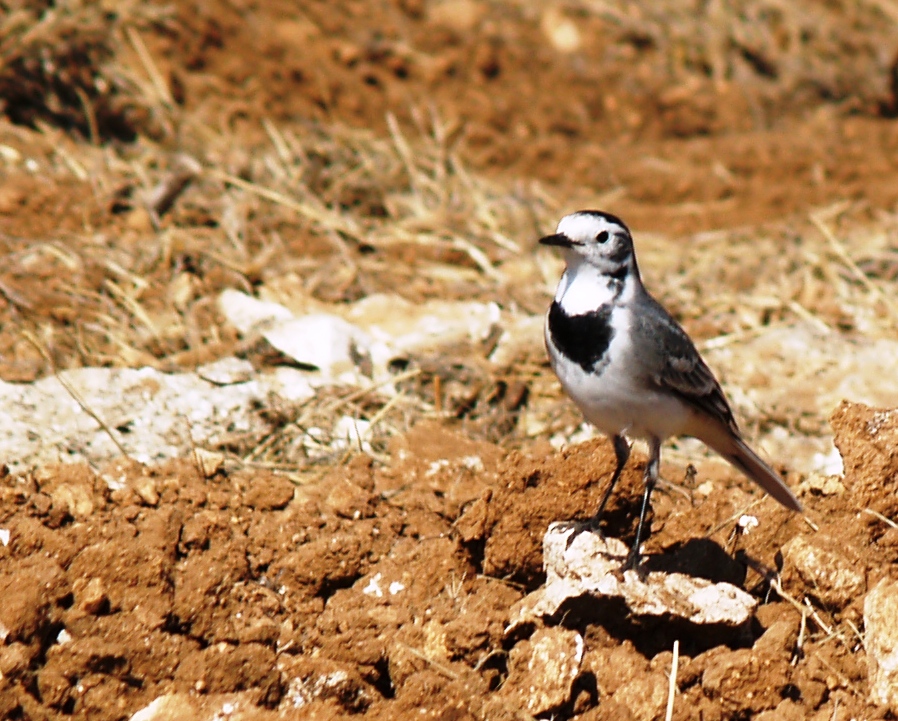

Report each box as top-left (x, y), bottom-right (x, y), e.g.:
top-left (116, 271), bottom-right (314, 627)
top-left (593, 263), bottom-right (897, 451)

top-left (556, 212), bottom-right (627, 245)
top-left (553, 211), bottom-right (636, 275)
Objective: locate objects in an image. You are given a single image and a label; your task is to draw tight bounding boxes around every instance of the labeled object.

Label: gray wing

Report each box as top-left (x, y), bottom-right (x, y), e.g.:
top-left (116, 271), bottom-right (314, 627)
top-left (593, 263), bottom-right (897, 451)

top-left (635, 293), bottom-right (802, 513)
top-left (637, 295), bottom-right (740, 436)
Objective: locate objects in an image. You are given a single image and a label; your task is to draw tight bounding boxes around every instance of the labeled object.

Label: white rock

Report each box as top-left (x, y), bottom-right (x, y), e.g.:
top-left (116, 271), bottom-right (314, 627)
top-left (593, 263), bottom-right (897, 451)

top-left (218, 288), bottom-right (293, 334)
top-left (541, 7), bottom-right (582, 53)
top-left (286, 669), bottom-right (352, 708)
top-left (812, 445), bottom-right (845, 476)
top-left (781, 535), bottom-right (865, 610)
top-left (267, 367), bottom-right (316, 403)
top-left (362, 573), bottom-right (384, 598)
top-left (508, 524), bottom-right (757, 630)
top-left (280, 656), bottom-right (374, 711)
top-left (346, 293), bottom-right (500, 361)
top-left (709, 322), bottom-right (898, 415)
top-left (0, 363), bottom-right (315, 471)
top-left (865, 578), bottom-right (898, 711)
top-left (129, 692), bottom-right (250, 721)
top-left (129, 696), bottom-right (168, 721)
top-left (221, 289), bottom-right (536, 381)
top-left (428, 0), bottom-right (486, 31)
top-left (331, 416), bottom-right (372, 453)
top-left (498, 627), bottom-right (584, 714)
top-left (193, 449), bottom-right (225, 478)
top-left (262, 314), bottom-right (373, 378)
top-left (737, 515), bottom-right (759, 534)
top-left (706, 322), bottom-right (898, 472)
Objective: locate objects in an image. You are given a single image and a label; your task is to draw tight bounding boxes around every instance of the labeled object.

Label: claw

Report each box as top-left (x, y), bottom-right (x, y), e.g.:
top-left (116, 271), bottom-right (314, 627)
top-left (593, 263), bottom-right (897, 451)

top-left (549, 518), bottom-right (603, 550)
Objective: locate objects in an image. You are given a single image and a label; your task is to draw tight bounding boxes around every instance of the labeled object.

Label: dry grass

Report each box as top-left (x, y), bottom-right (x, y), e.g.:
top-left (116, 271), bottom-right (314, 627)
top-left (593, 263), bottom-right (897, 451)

top-left (0, 0), bottom-right (174, 141)
top-left (4, 103), bottom-right (898, 472)
top-left (0, 108), bottom-right (554, 370)
top-left (640, 203), bottom-right (898, 342)
top-left (0, 3), bottom-right (558, 468)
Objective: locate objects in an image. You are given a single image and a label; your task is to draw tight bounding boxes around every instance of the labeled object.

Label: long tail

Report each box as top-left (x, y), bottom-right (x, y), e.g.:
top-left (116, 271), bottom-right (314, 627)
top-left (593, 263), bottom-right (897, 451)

top-left (696, 422), bottom-right (803, 512)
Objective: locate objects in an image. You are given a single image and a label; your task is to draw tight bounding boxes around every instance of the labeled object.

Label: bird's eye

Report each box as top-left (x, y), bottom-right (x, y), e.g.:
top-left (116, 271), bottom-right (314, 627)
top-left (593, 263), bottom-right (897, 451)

top-left (595, 231), bottom-right (609, 243)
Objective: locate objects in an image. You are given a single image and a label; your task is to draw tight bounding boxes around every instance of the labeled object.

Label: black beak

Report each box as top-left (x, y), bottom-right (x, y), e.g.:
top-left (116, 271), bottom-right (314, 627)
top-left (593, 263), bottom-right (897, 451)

top-left (539, 233), bottom-right (574, 248)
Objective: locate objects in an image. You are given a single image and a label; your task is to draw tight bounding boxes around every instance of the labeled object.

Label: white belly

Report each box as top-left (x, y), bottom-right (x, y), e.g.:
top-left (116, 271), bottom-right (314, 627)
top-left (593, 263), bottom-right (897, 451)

top-left (546, 314), bottom-right (689, 442)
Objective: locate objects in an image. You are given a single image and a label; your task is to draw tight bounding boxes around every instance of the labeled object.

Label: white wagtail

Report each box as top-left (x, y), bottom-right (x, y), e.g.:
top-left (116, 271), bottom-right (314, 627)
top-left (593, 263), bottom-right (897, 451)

top-left (540, 210), bottom-right (802, 569)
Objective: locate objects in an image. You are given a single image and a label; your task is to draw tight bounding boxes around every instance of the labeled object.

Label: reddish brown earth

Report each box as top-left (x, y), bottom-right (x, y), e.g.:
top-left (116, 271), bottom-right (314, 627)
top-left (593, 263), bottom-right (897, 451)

top-left (2, 1), bottom-right (898, 719)
top-left (1, 409), bottom-right (895, 720)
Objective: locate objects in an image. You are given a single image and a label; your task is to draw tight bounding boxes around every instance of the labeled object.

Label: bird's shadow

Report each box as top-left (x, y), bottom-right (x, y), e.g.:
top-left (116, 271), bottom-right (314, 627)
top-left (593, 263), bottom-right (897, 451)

top-left (544, 536), bottom-right (759, 658)
top-left (641, 536), bottom-right (747, 587)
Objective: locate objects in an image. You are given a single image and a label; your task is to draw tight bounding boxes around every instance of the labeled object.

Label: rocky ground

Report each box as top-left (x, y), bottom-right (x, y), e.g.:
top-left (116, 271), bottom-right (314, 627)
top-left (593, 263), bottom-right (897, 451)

top-left (3, 1), bottom-right (898, 719)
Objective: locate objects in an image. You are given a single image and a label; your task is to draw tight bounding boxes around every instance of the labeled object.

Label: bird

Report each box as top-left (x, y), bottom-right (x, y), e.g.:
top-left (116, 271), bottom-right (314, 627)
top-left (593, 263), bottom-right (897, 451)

top-left (540, 210), bottom-right (802, 570)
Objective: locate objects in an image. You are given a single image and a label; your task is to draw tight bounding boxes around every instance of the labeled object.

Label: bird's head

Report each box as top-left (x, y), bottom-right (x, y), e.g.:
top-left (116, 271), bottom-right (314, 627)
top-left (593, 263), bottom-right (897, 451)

top-left (539, 211), bottom-right (637, 280)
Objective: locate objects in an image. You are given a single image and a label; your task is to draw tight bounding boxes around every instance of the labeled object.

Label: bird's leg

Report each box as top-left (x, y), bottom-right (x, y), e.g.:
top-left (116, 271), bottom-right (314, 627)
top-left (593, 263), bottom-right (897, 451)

top-left (624, 436), bottom-right (660, 571)
top-left (562, 434), bottom-right (630, 548)
top-left (587, 433), bottom-right (631, 529)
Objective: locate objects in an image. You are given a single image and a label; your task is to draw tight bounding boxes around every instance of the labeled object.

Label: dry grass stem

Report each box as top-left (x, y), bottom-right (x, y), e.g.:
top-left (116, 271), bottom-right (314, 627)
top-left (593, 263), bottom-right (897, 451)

top-left (397, 644), bottom-right (460, 681)
top-left (862, 509), bottom-right (898, 530)
top-left (810, 211), bottom-right (898, 327)
top-left (665, 639), bottom-right (679, 721)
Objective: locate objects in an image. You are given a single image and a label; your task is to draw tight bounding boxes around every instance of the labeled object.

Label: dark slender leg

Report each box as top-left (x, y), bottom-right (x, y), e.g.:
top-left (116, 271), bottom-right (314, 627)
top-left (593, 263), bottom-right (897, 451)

top-left (624, 436), bottom-right (660, 571)
top-left (562, 434), bottom-right (630, 548)
top-left (589, 434), bottom-right (631, 527)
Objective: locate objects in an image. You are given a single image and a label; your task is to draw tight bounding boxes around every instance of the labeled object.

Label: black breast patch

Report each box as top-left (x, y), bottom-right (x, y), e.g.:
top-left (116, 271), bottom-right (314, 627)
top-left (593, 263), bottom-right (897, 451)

top-left (548, 301), bottom-right (614, 372)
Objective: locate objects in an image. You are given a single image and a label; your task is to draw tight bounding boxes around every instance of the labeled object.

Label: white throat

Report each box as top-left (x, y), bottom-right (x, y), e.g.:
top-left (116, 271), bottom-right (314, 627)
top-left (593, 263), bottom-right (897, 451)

top-left (554, 256), bottom-right (636, 315)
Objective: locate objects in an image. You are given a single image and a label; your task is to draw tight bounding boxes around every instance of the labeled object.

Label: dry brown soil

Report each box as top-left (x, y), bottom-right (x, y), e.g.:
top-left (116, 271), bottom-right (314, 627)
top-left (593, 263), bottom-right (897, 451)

top-left (3, 1), bottom-right (898, 719)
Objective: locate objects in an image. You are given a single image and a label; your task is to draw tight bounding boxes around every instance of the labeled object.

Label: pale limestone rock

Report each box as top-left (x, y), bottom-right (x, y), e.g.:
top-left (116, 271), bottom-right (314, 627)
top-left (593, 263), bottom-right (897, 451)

top-left (498, 627), bottom-right (584, 714)
top-left (864, 578), bottom-right (898, 711)
top-left (0, 364), bottom-right (317, 471)
top-left (261, 314), bottom-right (373, 378)
top-left (218, 288), bottom-right (292, 334)
top-left (509, 524), bottom-right (757, 630)
top-left (781, 535), bottom-right (865, 610)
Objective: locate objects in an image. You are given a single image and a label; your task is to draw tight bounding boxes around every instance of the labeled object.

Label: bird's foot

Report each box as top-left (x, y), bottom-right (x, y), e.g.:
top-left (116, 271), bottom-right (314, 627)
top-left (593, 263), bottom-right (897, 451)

top-left (548, 520), bottom-right (649, 576)
top-left (621, 546), bottom-right (650, 581)
top-left (548, 516), bottom-right (604, 550)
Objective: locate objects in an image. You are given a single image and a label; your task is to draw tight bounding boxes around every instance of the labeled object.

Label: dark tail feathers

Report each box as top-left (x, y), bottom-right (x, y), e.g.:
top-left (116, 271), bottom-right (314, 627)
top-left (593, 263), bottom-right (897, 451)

top-left (724, 438), bottom-right (803, 512)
